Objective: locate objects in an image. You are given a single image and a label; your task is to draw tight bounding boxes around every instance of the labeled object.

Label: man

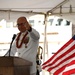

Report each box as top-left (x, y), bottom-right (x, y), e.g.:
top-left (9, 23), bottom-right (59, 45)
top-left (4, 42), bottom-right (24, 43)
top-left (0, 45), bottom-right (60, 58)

top-left (8, 16), bottom-right (40, 75)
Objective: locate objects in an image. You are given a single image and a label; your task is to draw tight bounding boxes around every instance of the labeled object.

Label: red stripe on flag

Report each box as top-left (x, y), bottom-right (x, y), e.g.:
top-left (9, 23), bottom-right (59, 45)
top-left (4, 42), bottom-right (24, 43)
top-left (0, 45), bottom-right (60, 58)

top-left (63, 69), bottom-right (75, 75)
top-left (43, 45), bottom-right (75, 69)
top-left (62, 60), bottom-right (75, 75)
top-left (42, 36), bottom-right (75, 75)
top-left (42, 38), bottom-right (74, 66)
top-left (48, 53), bottom-right (75, 72)
top-left (67, 60), bottom-right (75, 66)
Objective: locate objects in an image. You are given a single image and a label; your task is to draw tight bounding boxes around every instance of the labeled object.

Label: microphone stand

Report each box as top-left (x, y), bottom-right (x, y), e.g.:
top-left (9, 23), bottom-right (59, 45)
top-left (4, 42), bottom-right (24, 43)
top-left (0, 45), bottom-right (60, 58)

top-left (9, 38), bottom-right (14, 56)
top-left (4, 34), bottom-right (16, 56)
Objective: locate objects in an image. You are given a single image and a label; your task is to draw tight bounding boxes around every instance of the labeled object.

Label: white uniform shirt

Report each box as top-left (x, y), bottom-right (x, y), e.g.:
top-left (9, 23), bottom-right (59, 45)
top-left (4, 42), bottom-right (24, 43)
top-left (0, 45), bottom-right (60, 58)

top-left (10, 28), bottom-right (40, 74)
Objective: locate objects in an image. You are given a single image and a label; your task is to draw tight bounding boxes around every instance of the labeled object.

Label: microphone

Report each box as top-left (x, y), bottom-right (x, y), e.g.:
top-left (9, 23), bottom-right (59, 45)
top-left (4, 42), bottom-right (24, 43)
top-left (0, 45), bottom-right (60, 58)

top-left (11, 34), bottom-right (16, 45)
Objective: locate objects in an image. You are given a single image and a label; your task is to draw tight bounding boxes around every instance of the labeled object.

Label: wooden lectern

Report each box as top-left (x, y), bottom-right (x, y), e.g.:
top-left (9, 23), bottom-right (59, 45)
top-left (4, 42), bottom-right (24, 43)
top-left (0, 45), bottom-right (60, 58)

top-left (0, 56), bottom-right (32, 75)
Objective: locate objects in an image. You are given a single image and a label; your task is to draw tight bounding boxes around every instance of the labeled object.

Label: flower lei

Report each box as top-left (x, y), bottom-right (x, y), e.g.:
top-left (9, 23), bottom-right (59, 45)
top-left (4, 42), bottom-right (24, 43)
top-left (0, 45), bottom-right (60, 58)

top-left (16, 32), bottom-right (28, 48)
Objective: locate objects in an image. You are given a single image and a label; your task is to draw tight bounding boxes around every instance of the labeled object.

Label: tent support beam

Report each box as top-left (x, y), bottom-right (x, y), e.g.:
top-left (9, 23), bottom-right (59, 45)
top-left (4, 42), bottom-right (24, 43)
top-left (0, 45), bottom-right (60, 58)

top-left (50, 12), bottom-right (75, 16)
top-left (0, 9), bottom-right (45, 15)
top-left (47, 0), bottom-right (69, 14)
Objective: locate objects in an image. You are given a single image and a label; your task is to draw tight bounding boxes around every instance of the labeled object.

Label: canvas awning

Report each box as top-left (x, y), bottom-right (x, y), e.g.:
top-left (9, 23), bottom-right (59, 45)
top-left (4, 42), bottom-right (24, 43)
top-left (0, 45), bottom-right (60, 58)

top-left (0, 0), bottom-right (75, 23)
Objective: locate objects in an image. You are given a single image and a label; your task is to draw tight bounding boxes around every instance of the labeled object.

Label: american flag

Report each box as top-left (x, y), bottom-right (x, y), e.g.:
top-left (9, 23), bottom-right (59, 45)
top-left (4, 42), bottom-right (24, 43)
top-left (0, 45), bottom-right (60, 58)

top-left (62, 58), bottom-right (75, 75)
top-left (42, 35), bottom-right (75, 75)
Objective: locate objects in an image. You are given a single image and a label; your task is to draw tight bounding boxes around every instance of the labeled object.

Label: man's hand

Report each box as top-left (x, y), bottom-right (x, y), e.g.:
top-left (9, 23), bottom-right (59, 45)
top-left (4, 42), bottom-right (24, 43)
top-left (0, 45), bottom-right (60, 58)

top-left (24, 22), bottom-right (32, 32)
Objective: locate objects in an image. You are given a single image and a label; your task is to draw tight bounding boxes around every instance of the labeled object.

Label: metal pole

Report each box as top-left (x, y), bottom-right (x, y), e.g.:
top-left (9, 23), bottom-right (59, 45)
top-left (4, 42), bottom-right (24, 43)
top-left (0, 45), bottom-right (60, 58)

top-left (42, 14), bottom-right (49, 75)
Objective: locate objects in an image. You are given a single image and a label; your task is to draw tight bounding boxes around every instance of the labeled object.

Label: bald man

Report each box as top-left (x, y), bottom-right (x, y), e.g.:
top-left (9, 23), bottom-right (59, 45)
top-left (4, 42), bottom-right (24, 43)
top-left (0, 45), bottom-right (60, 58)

top-left (9, 16), bottom-right (40, 75)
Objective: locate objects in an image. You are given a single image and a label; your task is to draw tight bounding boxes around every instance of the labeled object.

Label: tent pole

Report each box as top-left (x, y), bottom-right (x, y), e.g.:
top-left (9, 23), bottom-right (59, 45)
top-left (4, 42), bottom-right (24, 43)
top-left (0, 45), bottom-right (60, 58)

top-left (42, 14), bottom-right (49, 75)
top-left (43, 14), bottom-right (47, 62)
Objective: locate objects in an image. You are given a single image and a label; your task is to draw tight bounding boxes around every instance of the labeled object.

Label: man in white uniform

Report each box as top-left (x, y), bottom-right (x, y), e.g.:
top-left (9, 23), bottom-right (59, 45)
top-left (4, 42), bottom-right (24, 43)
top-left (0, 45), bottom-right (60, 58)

top-left (8, 16), bottom-right (40, 75)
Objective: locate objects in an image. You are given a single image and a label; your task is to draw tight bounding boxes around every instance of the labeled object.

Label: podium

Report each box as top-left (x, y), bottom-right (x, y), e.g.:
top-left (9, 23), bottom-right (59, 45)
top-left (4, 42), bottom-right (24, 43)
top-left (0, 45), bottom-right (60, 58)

top-left (0, 56), bottom-right (32, 75)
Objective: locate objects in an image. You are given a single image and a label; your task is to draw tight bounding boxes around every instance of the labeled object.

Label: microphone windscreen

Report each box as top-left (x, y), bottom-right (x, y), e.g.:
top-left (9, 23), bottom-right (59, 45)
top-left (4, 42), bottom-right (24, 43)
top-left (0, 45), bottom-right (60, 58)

top-left (12, 34), bottom-right (16, 40)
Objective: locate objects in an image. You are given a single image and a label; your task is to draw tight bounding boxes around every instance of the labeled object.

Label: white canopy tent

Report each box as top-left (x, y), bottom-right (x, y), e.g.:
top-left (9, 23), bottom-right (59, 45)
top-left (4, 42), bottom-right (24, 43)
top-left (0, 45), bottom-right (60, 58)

top-left (0, 0), bottom-right (75, 23)
top-left (0, 1), bottom-right (75, 75)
